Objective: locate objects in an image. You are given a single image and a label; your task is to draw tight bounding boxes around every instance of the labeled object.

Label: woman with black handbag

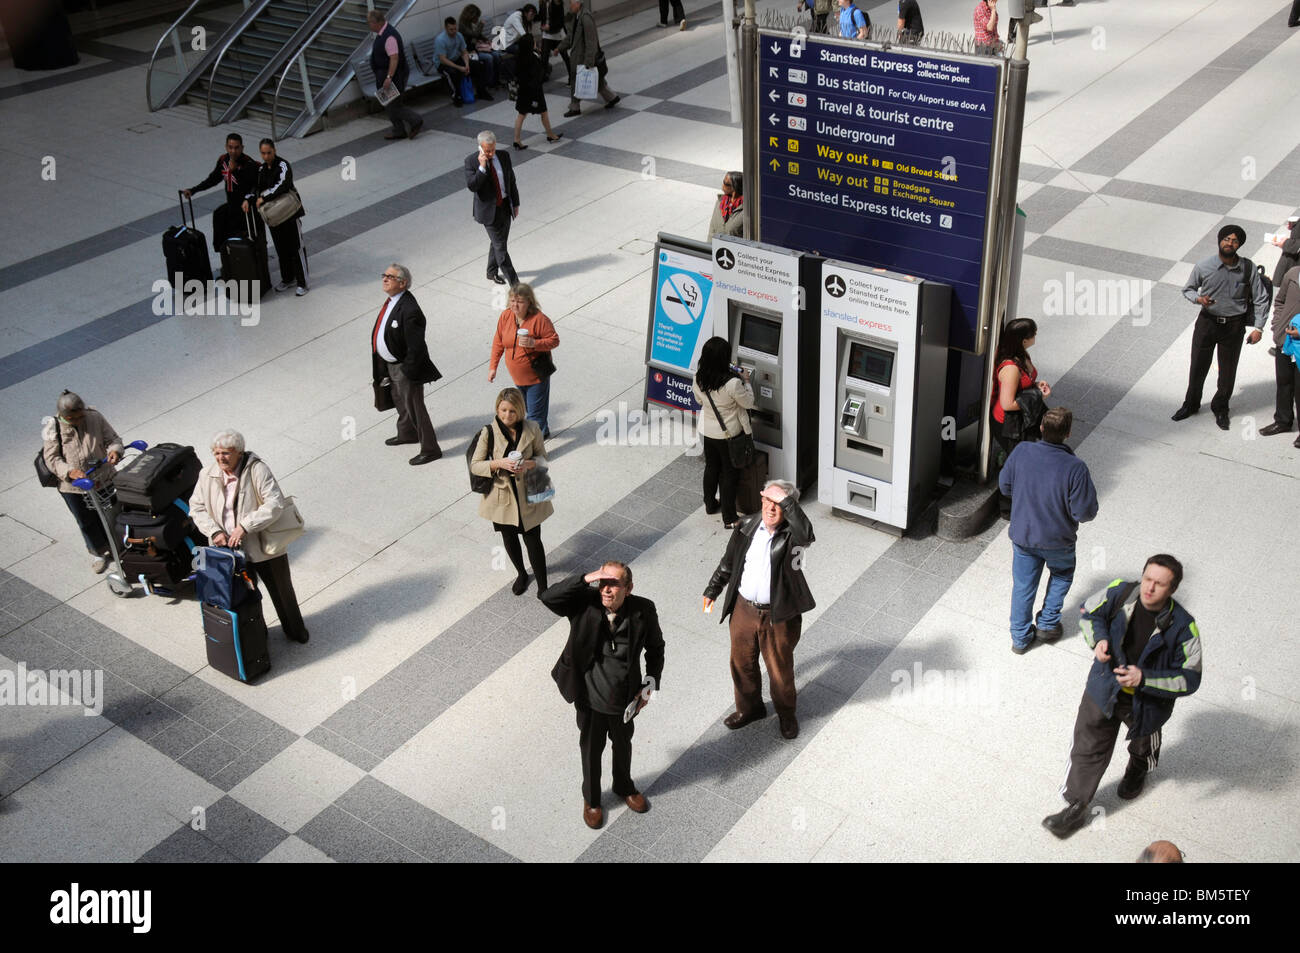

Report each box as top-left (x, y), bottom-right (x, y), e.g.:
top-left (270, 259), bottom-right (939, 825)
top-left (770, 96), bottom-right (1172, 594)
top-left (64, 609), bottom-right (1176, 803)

top-left (692, 336), bottom-right (757, 529)
top-left (991, 317), bottom-right (1051, 516)
top-left (487, 283), bottom-right (560, 437)
top-left (245, 138), bottom-right (307, 296)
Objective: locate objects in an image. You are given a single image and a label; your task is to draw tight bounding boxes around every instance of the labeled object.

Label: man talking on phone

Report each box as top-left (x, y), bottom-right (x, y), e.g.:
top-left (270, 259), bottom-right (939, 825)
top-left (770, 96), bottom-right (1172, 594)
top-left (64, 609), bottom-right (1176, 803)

top-left (1043, 555), bottom-right (1202, 839)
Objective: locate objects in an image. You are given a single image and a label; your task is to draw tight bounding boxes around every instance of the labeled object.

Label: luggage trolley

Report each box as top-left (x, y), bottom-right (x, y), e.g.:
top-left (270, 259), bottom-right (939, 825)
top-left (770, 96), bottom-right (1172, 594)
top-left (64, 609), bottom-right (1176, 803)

top-left (72, 439), bottom-right (147, 598)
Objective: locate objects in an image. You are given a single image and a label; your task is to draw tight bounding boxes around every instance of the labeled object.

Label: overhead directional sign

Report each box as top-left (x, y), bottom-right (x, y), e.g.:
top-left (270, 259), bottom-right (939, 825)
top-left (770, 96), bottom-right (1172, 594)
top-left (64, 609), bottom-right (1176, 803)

top-left (756, 30), bottom-right (1003, 352)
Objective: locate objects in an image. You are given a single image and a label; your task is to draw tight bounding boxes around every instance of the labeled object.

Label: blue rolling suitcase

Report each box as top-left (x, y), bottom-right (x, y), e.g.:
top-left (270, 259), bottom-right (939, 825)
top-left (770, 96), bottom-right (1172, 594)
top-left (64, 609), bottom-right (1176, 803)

top-left (202, 598), bottom-right (270, 683)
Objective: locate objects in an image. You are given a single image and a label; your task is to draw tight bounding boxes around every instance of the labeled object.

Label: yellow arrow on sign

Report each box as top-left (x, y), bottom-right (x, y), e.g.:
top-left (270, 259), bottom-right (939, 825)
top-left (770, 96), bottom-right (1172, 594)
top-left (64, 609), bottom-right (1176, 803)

top-left (769, 158), bottom-right (780, 170)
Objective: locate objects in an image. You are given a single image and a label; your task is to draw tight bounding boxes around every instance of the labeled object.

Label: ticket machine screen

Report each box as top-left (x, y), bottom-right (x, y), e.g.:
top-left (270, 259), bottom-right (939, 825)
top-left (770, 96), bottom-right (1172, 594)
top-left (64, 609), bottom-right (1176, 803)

top-left (847, 343), bottom-right (894, 388)
top-left (739, 315), bottom-right (781, 356)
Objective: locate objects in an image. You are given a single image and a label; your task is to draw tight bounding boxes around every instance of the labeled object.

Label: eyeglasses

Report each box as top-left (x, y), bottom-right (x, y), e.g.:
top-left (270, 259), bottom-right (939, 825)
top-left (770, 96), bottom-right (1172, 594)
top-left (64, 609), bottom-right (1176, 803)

top-left (381, 273), bottom-right (401, 280)
top-left (597, 580), bottom-right (623, 589)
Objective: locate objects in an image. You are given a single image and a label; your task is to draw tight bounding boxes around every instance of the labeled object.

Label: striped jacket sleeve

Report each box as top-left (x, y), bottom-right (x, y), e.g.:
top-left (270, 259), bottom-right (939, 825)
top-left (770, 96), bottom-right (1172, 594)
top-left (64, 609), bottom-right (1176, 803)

top-left (1078, 579), bottom-right (1124, 649)
top-left (1140, 616), bottom-right (1203, 699)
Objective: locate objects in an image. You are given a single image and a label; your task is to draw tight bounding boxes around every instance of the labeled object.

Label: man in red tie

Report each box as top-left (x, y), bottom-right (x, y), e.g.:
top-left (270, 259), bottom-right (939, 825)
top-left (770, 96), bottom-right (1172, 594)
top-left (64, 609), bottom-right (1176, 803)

top-left (464, 131), bottom-right (521, 286)
top-left (372, 264), bottom-right (443, 464)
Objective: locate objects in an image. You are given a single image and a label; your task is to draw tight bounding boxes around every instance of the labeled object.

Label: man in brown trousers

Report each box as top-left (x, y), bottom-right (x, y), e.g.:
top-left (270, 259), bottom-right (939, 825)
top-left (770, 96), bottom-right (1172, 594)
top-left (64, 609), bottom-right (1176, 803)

top-left (703, 480), bottom-right (815, 739)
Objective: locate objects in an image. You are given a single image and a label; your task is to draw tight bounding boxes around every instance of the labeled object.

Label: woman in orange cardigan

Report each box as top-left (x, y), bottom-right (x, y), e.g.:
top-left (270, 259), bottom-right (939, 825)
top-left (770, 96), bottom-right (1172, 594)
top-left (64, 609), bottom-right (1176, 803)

top-left (487, 283), bottom-right (560, 437)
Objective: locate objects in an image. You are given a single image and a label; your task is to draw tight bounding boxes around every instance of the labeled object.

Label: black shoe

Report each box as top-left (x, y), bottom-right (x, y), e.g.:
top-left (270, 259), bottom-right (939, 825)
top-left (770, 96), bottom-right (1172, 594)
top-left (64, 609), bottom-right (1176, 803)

top-left (1042, 801), bottom-right (1089, 839)
top-left (778, 714), bottom-right (799, 739)
top-left (1034, 619), bottom-right (1063, 642)
top-left (409, 450), bottom-right (442, 465)
top-left (1295, 435), bottom-right (1300, 448)
top-left (1171, 405), bottom-right (1197, 421)
top-left (1011, 627), bottom-right (1035, 655)
top-left (511, 573), bottom-right (530, 595)
top-left (1118, 760), bottom-right (1147, 800)
top-left (479, 90), bottom-right (494, 101)
top-left (408, 120), bottom-right (423, 140)
top-left (723, 521), bottom-right (738, 530)
top-left (513, 141), bottom-right (528, 150)
top-left (384, 132), bottom-right (407, 140)
top-left (547, 133), bottom-right (563, 142)
top-left (563, 108), bottom-right (581, 117)
top-left (385, 436), bottom-right (418, 446)
top-left (489, 275), bottom-right (507, 285)
top-left (1259, 422), bottom-right (1292, 436)
top-left (704, 502), bottom-right (720, 515)
top-left (452, 97), bottom-right (464, 107)
top-left (724, 708), bottom-right (766, 730)
top-left (289, 629), bottom-right (310, 644)
top-left (1215, 412), bottom-right (1230, 431)
top-left (604, 95), bottom-right (621, 109)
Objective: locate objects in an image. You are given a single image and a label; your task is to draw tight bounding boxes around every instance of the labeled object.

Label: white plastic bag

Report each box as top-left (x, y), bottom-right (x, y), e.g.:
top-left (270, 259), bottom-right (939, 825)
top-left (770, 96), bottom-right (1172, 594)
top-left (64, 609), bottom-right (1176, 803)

top-left (574, 65), bottom-right (599, 101)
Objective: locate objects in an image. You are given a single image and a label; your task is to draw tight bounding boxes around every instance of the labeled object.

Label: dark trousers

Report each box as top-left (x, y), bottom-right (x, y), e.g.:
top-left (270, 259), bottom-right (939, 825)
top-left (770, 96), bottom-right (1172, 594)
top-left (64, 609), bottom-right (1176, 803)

top-left (268, 217), bottom-right (308, 289)
top-left (61, 489), bottom-right (110, 555)
top-left (1272, 347), bottom-right (1300, 428)
top-left (388, 360), bottom-right (441, 454)
top-left (729, 595), bottom-right (802, 717)
top-left (248, 553), bottom-right (308, 640)
top-left (384, 87), bottom-right (422, 136)
top-left (576, 704), bottom-right (636, 807)
top-left (658, 0), bottom-right (685, 23)
top-left (483, 204), bottom-right (518, 284)
top-left (540, 37), bottom-right (569, 75)
top-left (1182, 310), bottom-right (1247, 415)
top-left (1062, 690), bottom-right (1160, 806)
top-left (498, 522), bottom-right (547, 590)
top-left (701, 434), bottom-right (740, 524)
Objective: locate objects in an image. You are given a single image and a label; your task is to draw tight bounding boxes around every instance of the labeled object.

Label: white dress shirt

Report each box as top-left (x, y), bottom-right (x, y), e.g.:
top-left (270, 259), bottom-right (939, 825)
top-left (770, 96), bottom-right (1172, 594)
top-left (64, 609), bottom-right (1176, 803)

top-left (375, 289), bottom-right (404, 363)
top-left (737, 521), bottom-right (775, 604)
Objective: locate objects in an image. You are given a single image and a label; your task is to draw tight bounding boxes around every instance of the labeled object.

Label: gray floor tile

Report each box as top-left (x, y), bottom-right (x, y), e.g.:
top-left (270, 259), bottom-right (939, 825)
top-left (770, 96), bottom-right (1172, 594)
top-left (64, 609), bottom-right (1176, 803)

top-left (296, 804), bottom-right (421, 862)
top-left (321, 701), bottom-right (385, 744)
top-left (104, 645), bottom-right (189, 698)
top-left (157, 676), bottom-right (225, 716)
top-left (453, 837), bottom-right (520, 863)
top-left (137, 826), bottom-right (235, 863)
top-left (200, 796), bottom-right (290, 862)
top-left (0, 623), bottom-right (72, 670)
top-left (661, 486), bottom-right (704, 515)
top-left (855, 609), bottom-right (920, 648)
top-left (186, 691), bottom-right (251, 733)
top-left (878, 571), bottom-right (952, 625)
top-left (0, 609), bottom-right (26, 638)
top-left (847, 557), bottom-right (917, 605)
top-left (305, 726), bottom-right (381, 772)
top-left (835, 631), bottom-right (898, 671)
top-left (149, 715), bottom-right (213, 760)
top-left (216, 709), bottom-right (284, 752)
top-left (97, 671), bottom-right (153, 724)
top-left (0, 588), bottom-right (60, 626)
top-left (639, 504), bottom-right (688, 533)
top-left (613, 522), bottom-right (663, 551)
top-left (370, 793), bottom-right (476, 861)
top-left (576, 833), bottom-right (655, 863)
top-left (356, 670), bottom-right (412, 714)
top-left (335, 775), bottom-right (401, 823)
top-left (644, 818), bottom-right (722, 863)
top-left (178, 735), bottom-right (243, 782)
top-left (584, 512), bottom-right (636, 540)
top-left (118, 698), bottom-right (183, 742)
top-left (810, 657), bottom-right (872, 697)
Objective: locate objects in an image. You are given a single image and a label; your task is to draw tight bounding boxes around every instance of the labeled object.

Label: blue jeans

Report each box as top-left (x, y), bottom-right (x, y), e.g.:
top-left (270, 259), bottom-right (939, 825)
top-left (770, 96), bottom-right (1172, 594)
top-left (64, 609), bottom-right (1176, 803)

top-left (1010, 542), bottom-right (1076, 647)
top-left (518, 377), bottom-right (551, 437)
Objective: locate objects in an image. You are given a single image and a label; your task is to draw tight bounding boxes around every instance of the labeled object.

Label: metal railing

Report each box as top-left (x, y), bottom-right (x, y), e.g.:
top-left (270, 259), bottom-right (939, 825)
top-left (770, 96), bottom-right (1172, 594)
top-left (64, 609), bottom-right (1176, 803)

top-left (272, 0), bottom-right (419, 140)
top-left (145, 0), bottom-right (208, 110)
top-left (204, 0), bottom-right (281, 125)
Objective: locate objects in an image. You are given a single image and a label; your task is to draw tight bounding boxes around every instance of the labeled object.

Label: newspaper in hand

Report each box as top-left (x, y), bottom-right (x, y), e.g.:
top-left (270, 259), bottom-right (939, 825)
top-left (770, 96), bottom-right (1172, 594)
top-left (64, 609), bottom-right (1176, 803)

top-left (377, 83), bottom-right (399, 106)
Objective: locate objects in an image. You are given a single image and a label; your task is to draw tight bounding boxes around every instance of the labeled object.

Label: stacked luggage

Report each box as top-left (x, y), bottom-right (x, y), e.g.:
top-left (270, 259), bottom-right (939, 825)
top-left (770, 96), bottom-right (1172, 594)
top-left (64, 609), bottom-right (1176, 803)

top-left (113, 442), bottom-right (205, 589)
top-left (194, 546), bottom-right (270, 683)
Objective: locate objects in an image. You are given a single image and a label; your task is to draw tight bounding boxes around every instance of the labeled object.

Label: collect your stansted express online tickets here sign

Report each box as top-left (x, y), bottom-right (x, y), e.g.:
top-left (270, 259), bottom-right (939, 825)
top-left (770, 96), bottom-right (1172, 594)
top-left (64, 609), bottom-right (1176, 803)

top-left (757, 32), bottom-right (1001, 351)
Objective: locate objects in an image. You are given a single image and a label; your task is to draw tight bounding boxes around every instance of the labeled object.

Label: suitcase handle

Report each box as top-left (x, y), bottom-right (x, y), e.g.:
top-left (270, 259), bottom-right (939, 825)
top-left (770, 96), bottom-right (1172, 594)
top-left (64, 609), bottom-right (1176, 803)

top-left (178, 189), bottom-right (198, 231)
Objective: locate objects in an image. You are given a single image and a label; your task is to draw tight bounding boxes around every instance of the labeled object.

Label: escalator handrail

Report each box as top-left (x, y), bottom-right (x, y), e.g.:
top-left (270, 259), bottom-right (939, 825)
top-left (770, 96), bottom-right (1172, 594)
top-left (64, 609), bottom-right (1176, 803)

top-left (145, 0), bottom-right (206, 111)
top-left (204, 0), bottom-right (280, 125)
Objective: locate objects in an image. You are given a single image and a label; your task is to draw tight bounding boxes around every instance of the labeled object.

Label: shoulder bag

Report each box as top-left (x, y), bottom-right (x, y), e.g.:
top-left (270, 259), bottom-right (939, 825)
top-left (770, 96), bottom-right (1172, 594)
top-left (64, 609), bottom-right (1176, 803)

top-left (249, 466), bottom-right (305, 556)
top-left (259, 189), bottom-right (301, 228)
top-left (35, 418), bottom-right (64, 488)
top-left (704, 387), bottom-right (756, 469)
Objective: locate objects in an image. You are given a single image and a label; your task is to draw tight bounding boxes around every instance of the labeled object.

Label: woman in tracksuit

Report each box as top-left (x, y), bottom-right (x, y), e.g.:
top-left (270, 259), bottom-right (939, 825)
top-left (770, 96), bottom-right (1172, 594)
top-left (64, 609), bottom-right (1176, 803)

top-left (245, 138), bottom-right (308, 295)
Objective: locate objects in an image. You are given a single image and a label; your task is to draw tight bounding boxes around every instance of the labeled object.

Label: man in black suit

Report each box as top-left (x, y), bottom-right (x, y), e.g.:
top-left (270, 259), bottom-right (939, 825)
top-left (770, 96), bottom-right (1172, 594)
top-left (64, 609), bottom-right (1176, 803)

top-left (464, 131), bottom-right (520, 286)
top-left (703, 479), bottom-right (815, 740)
top-left (542, 561), bottom-right (665, 830)
top-left (371, 263), bottom-right (443, 465)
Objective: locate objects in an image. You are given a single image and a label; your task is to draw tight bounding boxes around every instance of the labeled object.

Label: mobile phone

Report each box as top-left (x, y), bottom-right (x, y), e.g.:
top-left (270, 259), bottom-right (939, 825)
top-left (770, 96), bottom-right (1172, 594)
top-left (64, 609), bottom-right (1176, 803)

top-left (730, 364), bottom-right (745, 376)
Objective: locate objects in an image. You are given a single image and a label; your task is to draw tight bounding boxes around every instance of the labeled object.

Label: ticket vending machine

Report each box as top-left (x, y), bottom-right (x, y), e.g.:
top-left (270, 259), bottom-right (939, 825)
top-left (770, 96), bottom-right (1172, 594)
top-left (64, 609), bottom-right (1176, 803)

top-left (819, 260), bottom-right (950, 533)
top-left (709, 236), bottom-right (821, 491)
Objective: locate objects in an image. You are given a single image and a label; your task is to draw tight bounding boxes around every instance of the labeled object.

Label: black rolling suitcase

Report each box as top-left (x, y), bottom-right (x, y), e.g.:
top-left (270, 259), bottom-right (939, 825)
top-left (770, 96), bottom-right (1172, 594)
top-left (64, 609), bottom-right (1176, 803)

top-left (163, 190), bottom-right (213, 288)
top-left (120, 547), bottom-right (192, 587)
top-left (219, 209), bottom-right (271, 295)
top-left (116, 500), bottom-right (205, 553)
top-left (202, 598), bottom-right (270, 683)
top-left (114, 443), bottom-right (202, 514)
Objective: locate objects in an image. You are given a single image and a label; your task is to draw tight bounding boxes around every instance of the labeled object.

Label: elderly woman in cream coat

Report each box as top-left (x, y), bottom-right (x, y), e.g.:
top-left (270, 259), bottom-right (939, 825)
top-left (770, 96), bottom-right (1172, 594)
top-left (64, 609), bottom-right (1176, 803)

top-left (470, 387), bottom-right (553, 596)
top-left (189, 429), bottom-right (309, 643)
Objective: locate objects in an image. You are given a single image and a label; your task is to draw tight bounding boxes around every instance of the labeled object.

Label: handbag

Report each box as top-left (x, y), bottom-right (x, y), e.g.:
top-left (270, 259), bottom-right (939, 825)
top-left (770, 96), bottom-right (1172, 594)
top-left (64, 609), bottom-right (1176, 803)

top-left (528, 349), bottom-right (557, 379)
top-left (574, 64), bottom-right (599, 100)
top-left (35, 417), bottom-right (64, 488)
top-left (374, 377), bottom-right (395, 412)
top-left (259, 497), bottom-right (305, 557)
top-left (258, 190), bottom-right (301, 228)
top-left (460, 75), bottom-right (476, 104)
top-left (525, 463), bottom-right (555, 504)
top-left (704, 388), bottom-right (756, 469)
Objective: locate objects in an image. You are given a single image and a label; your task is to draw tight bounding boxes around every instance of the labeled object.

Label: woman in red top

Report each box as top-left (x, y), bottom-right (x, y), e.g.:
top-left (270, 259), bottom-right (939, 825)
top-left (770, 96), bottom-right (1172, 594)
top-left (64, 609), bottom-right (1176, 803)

top-left (488, 283), bottom-right (560, 437)
top-left (991, 317), bottom-right (1051, 454)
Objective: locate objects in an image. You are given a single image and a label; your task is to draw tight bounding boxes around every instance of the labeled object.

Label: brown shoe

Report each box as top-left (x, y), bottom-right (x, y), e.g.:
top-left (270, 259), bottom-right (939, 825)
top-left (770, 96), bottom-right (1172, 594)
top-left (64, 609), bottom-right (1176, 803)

top-left (723, 708), bottom-right (766, 730)
top-left (778, 714), bottom-right (799, 739)
top-left (623, 792), bottom-right (649, 813)
top-left (583, 802), bottom-right (603, 829)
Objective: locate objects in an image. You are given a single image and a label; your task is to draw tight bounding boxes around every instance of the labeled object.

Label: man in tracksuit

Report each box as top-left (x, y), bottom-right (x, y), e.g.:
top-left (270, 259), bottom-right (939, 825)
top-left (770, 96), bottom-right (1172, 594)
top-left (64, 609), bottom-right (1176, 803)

top-left (999, 406), bottom-right (1098, 654)
top-left (1043, 554), bottom-right (1202, 839)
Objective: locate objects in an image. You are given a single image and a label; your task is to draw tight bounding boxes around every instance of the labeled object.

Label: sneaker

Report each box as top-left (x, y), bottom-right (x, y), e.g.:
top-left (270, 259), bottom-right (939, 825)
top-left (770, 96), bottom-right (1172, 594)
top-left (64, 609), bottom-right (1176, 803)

top-left (274, 280), bottom-right (292, 292)
top-left (91, 555), bottom-right (109, 574)
top-left (1033, 619), bottom-right (1063, 641)
top-left (604, 95), bottom-right (621, 110)
top-left (679, 19), bottom-right (687, 30)
top-left (295, 286), bottom-right (307, 296)
top-left (1011, 625), bottom-right (1036, 654)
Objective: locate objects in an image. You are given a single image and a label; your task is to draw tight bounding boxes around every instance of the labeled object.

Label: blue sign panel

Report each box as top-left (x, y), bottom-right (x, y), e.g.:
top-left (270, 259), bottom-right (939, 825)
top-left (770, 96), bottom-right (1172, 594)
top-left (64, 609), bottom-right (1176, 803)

top-left (757, 33), bottom-right (1002, 352)
top-left (649, 258), bottom-right (713, 372)
top-left (646, 366), bottom-right (699, 413)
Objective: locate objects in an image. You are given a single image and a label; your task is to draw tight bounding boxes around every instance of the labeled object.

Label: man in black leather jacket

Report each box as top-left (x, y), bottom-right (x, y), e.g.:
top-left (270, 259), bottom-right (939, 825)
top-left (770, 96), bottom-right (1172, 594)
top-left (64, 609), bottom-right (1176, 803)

top-left (703, 480), bottom-right (815, 739)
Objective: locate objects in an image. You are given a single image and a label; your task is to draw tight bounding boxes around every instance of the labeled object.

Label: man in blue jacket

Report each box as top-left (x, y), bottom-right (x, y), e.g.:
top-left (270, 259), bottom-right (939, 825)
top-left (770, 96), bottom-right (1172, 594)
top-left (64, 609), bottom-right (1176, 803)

top-left (998, 407), bottom-right (1098, 654)
top-left (1043, 554), bottom-right (1202, 839)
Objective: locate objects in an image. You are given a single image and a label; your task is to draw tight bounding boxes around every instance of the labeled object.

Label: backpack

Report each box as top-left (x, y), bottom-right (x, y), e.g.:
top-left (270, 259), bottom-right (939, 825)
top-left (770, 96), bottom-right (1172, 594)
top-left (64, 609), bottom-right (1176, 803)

top-left (467, 424), bottom-right (495, 495)
top-left (1240, 257), bottom-right (1273, 320)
